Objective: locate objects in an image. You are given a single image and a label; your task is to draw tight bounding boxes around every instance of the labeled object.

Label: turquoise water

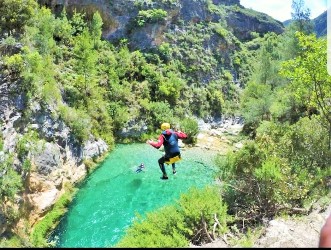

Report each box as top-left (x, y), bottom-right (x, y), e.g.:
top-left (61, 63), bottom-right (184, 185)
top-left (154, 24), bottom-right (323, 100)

top-left (50, 143), bottom-right (217, 247)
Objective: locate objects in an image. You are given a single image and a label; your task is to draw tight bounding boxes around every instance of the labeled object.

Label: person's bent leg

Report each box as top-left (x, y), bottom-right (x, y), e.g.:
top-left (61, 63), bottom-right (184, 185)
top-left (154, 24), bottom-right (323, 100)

top-left (158, 156), bottom-right (168, 179)
top-left (172, 163), bottom-right (176, 174)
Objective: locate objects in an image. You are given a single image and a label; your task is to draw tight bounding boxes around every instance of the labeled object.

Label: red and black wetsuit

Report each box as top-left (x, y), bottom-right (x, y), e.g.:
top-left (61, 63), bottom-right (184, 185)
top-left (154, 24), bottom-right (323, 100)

top-left (148, 129), bottom-right (187, 178)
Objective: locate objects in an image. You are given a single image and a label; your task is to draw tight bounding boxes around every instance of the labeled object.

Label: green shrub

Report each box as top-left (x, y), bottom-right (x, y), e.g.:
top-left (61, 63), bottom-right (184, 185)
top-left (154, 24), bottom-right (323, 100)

top-left (218, 117), bottom-right (331, 228)
top-left (0, 155), bottom-right (23, 203)
top-left (149, 101), bottom-right (174, 128)
top-left (116, 206), bottom-right (189, 247)
top-left (59, 105), bottom-right (91, 143)
top-left (3, 53), bottom-right (24, 76)
top-left (116, 185), bottom-right (231, 247)
top-left (0, 234), bottom-right (31, 247)
top-left (136, 9), bottom-right (167, 26)
top-left (178, 186), bottom-right (231, 244)
top-left (0, 134), bottom-right (3, 151)
top-left (180, 117), bottom-right (199, 144)
top-left (30, 183), bottom-right (77, 247)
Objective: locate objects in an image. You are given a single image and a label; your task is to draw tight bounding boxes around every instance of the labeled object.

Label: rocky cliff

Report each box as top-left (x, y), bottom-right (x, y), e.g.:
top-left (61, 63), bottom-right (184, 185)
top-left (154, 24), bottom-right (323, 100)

top-left (0, 55), bottom-right (109, 236)
top-left (39, 0), bottom-right (284, 51)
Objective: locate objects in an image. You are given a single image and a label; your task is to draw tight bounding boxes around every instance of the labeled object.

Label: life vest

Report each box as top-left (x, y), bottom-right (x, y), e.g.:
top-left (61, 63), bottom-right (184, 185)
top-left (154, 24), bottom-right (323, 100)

top-left (162, 129), bottom-right (182, 164)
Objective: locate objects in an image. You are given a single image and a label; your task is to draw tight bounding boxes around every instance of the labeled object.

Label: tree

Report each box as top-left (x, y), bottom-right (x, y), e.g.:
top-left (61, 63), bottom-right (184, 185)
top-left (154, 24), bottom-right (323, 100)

top-left (280, 0), bottom-right (314, 60)
top-left (90, 11), bottom-right (103, 49)
top-left (73, 29), bottom-right (98, 107)
top-left (280, 33), bottom-right (331, 149)
top-left (54, 7), bottom-right (74, 46)
top-left (0, 0), bottom-right (37, 36)
top-left (240, 82), bottom-right (273, 129)
top-left (290, 0), bottom-right (314, 34)
top-left (250, 32), bottom-right (283, 90)
top-left (0, 154), bottom-right (23, 225)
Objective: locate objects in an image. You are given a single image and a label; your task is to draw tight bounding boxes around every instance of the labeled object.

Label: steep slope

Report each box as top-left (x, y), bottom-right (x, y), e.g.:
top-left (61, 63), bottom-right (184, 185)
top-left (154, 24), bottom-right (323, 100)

top-left (0, 47), bottom-right (109, 239)
top-left (37, 0), bottom-right (284, 89)
top-left (39, 0), bottom-right (284, 50)
top-left (283, 10), bottom-right (327, 38)
top-left (313, 10), bottom-right (327, 37)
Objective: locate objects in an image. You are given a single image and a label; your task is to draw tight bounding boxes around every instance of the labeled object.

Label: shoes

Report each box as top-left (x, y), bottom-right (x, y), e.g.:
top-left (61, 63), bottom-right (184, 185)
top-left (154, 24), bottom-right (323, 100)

top-left (160, 175), bottom-right (169, 180)
top-left (173, 170), bottom-right (177, 175)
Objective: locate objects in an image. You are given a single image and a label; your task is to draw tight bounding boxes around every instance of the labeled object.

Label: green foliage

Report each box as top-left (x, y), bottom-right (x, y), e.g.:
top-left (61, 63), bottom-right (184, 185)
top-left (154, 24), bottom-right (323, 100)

top-left (59, 105), bottom-right (91, 143)
top-left (217, 116), bottom-right (331, 228)
top-left (157, 71), bottom-right (185, 105)
top-left (206, 81), bottom-right (226, 117)
top-left (260, 117), bottom-right (331, 172)
top-left (108, 102), bottom-right (130, 133)
top-left (54, 8), bottom-right (74, 46)
top-left (3, 53), bottom-right (24, 76)
top-left (0, 35), bottom-right (17, 56)
top-left (136, 9), bottom-right (167, 26)
top-left (70, 10), bottom-right (86, 36)
top-left (234, 227), bottom-right (256, 247)
top-left (0, 0), bottom-right (37, 36)
top-left (16, 130), bottom-right (39, 164)
top-left (149, 101), bottom-right (174, 128)
top-left (249, 32), bottom-right (283, 89)
top-left (0, 134), bottom-right (3, 151)
top-left (4, 1), bottom-right (331, 246)
top-left (240, 82), bottom-right (273, 129)
top-left (116, 186), bottom-right (231, 247)
top-left (73, 29), bottom-right (98, 102)
top-left (217, 139), bottom-right (286, 224)
top-left (178, 186), bottom-right (231, 244)
top-left (116, 206), bottom-right (189, 247)
top-left (134, 0), bottom-right (178, 8)
top-left (280, 33), bottom-right (331, 149)
top-left (29, 7), bottom-right (57, 55)
top-left (180, 117), bottom-right (199, 144)
top-left (0, 154), bottom-right (23, 226)
top-left (0, 156), bottom-right (22, 202)
top-left (30, 184), bottom-right (77, 247)
top-left (269, 87), bottom-right (303, 124)
top-left (290, 0), bottom-right (314, 35)
top-left (0, 234), bottom-right (29, 247)
top-left (20, 46), bottom-right (61, 109)
top-left (90, 11), bottom-right (103, 48)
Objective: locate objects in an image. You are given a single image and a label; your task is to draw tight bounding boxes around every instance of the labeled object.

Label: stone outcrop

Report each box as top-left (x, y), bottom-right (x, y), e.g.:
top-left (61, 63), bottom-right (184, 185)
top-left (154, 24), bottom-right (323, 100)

top-left (40, 0), bottom-right (284, 51)
top-left (0, 64), bottom-right (109, 234)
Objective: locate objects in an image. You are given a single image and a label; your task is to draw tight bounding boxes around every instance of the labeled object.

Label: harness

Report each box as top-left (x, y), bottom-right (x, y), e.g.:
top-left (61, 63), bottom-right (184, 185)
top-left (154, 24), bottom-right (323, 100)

top-left (165, 155), bottom-right (181, 165)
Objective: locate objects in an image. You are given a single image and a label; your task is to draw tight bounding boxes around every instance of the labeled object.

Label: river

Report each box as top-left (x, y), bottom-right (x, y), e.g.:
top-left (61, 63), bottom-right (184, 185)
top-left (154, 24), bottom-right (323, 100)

top-left (49, 143), bottom-right (218, 247)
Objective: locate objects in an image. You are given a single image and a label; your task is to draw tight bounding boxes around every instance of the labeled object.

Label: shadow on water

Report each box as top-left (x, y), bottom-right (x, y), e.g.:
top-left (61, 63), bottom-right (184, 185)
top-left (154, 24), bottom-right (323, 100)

top-left (129, 178), bottom-right (143, 189)
top-left (49, 143), bottom-right (218, 247)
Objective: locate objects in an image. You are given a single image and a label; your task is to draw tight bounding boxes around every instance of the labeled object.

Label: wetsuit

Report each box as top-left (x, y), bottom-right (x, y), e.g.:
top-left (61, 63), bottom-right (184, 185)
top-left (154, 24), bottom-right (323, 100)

top-left (148, 129), bottom-right (187, 178)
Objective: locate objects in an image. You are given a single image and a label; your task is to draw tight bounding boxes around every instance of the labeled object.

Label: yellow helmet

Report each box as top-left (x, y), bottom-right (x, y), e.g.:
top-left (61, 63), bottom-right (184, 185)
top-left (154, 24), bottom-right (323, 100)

top-left (161, 123), bottom-right (170, 130)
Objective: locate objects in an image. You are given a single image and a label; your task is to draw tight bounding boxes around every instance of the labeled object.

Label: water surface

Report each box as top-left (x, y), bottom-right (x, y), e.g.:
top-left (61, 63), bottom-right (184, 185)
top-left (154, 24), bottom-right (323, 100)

top-left (50, 143), bottom-right (217, 247)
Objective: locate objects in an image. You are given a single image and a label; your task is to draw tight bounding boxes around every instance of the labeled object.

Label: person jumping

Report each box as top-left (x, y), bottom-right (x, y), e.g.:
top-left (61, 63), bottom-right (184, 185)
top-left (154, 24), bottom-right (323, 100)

top-left (147, 122), bottom-right (187, 180)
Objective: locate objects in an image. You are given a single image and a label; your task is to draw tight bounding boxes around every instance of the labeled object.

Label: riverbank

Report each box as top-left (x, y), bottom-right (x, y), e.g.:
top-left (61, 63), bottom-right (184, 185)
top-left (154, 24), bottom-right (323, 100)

top-left (192, 198), bottom-right (331, 248)
top-left (189, 121), bottom-right (331, 248)
top-left (187, 118), bottom-right (244, 156)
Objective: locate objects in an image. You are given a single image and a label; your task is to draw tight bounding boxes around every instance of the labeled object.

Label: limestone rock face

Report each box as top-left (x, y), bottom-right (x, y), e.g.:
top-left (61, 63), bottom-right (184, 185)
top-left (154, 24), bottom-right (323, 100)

top-left (41, 0), bottom-right (284, 51)
top-left (33, 142), bottom-right (63, 176)
top-left (0, 66), bottom-right (108, 236)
